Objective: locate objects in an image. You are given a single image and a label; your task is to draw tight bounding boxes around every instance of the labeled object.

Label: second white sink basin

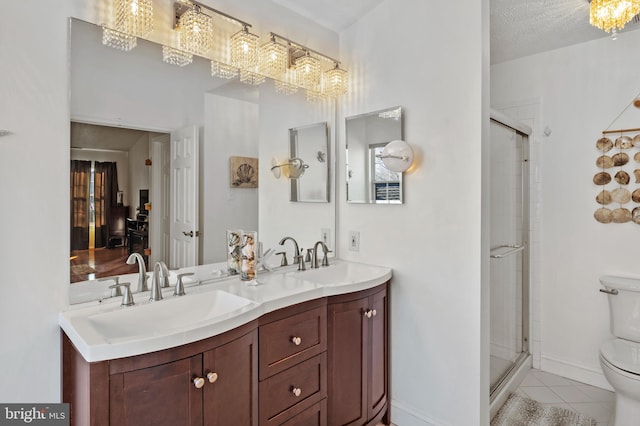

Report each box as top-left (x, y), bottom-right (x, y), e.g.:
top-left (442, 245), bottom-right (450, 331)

top-left (285, 260), bottom-right (392, 288)
top-left (86, 290), bottom-right (255, 343)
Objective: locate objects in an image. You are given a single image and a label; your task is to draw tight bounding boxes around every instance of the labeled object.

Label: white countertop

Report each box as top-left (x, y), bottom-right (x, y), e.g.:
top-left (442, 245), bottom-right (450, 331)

top-left (60, 259), bottom-right (392, 362)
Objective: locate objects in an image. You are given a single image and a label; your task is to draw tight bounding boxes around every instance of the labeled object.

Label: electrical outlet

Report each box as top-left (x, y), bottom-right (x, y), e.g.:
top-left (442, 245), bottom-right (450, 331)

top-left (349, 231), bottom-right (360, 252)
top-left (321, 228), bottom-right (331, 248)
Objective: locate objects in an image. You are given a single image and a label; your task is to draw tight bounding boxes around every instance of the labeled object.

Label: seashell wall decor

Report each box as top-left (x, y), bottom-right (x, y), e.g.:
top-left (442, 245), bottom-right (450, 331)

top-left (229, 156), bottom-right (259, 188)
top-left (594, 130), bottom-right (640, 224)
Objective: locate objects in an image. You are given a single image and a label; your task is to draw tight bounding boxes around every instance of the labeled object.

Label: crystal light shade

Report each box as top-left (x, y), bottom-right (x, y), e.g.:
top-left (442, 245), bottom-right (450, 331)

top-left (295, 52), bottom-right (321, 90)
top-left (115, 0), bottom-right (153, 37)
top-left (324, 65), bottom-right (349, 98)
top-left (231, 27), bottom-right (259, 69)
top-left (259, 38), bottom-right (288, 78)
top-left (102, 26), bottom-right (137, 51)
top-left (275, 69), bottom-right (299, 95)
top-left (178, 6), bottom-right (214, 55)
top-left (240, 69), bottom-right (266, 86)
top-left (590, 0), bottom-right (640, 32)
top-left (211, 61), bottom-right (238, 79)
top-left (162, 45), bottom-right (193, 67)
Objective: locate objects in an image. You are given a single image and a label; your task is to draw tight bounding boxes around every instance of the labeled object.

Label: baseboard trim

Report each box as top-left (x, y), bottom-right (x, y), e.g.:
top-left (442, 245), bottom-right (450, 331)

top-left (540, 354), bottom-right (613, 391)
top-left (390, 400), bottom-right (442, 426)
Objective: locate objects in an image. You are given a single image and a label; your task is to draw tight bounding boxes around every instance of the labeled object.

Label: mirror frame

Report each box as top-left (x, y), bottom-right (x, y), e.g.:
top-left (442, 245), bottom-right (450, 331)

top-left (345, 106), bottom-right (404, 204)
top-left (289, 122), bottom-right (330, 203)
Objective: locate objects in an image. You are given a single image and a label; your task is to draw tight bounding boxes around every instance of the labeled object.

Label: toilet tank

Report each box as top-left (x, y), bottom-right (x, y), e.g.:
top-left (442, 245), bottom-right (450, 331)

top-left (600, 275), bottom-right (640, 341)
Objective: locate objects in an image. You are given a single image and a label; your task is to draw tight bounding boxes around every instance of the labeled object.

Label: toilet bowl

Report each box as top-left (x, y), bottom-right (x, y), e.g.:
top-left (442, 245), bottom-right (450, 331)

top-left (599, 338), bottom-right (640, 426)
top-left (599, 275), bottom-right (640, 426)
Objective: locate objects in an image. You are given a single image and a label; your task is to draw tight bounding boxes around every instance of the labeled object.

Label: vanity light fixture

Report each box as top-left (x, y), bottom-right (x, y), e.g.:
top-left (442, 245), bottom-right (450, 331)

top-left (294, 51), bottom-right (322, 90)
top-left (175, 3), bottom-right (214, 55)
top-left (376, 140), bottom-right (414, 173)
top-left (259, 34), bottom-right (288, 78)
top-left (211, 60), bottom-right (238, 79)
top-left (162, 45), bottom-right (193, 67)
top-left (324, 62), bottom-right (349, 98)
top-left (590, 0), bottom-right (640, 35)
top-left (102, 0), bottom-right (154, 51)
top-left (231, 25), bottom-right (260, 70)
top-left (270, 158), bottom-right (309, 179)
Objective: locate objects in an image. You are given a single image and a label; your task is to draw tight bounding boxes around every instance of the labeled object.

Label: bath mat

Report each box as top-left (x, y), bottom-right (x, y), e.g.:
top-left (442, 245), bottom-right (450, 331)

top-left (71, 264), bottom-right (96, 275)
top-left (491, 393), bottom-right (597, 426)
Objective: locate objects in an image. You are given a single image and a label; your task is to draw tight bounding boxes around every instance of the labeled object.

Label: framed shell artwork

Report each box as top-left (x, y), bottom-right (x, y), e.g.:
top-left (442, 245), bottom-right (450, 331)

top-left (230, 156), bottom-right (258, 188)
top-left (594, 133), bottom-right (640, 224)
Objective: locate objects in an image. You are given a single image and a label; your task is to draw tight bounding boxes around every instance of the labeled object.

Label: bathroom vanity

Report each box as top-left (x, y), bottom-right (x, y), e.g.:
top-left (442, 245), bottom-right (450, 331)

top-left (60, 260), bottom-right (390, 426)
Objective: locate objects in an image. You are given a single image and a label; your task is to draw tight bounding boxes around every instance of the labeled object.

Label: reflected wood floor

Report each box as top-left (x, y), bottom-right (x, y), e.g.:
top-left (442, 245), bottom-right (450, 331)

top-left (70, 246), bottom-right (140, 283)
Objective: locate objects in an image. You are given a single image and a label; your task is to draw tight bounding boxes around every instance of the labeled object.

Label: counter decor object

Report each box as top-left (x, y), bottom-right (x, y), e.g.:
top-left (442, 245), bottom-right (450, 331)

top-left (227, 229), bottom-right (243, 275)
top-left (241, 230), bottom-right (257, 281)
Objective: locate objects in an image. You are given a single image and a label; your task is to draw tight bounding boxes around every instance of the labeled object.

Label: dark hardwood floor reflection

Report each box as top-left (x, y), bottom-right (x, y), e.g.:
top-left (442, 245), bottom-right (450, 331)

top-left (70, 246), bottom-right (140, 283)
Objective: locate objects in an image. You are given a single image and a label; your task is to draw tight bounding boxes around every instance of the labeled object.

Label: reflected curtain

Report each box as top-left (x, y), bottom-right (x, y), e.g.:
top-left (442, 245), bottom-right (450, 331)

top-left (94, 161), bottom-right (119, 248)
top-left (70, 160), bottom-right (91, 251)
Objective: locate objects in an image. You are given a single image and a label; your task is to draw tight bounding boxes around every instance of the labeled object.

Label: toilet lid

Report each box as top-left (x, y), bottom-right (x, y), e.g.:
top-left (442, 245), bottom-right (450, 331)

top-left (600, 338), bottom-right (640, 375)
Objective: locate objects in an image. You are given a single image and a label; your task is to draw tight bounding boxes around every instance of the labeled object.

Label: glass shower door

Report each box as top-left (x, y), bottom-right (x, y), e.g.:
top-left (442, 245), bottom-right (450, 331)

top-left (489, 119), bottom-right (529, 395)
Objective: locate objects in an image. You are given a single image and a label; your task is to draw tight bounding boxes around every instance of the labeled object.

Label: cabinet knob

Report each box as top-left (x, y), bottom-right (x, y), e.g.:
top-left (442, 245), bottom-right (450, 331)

top-left (291, 336), bottom-right (302, 346)
top-left (364, 309), bottom-right (372, 318)
top-left (372, 309), bottom-right (377, 317)
top-left (207, 372), bottom-right (218, 384)
top-left (193, 377), bottom-right (205, 389)
top-left (291, 387), bottom-right (302, 397)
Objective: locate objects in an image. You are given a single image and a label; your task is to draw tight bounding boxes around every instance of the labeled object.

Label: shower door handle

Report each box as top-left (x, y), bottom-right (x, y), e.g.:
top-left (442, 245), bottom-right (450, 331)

top-left (490, 244), bottom-right (524, 259)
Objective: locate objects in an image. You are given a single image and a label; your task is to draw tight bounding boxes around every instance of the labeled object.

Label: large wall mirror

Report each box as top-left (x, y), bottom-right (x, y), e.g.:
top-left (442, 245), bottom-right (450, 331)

top-left (289, 122), bottom-right (330, 203)
top-left (69, 18), bottom-right (336, 303)
top-left (345, 106), bottom-right (404, 204)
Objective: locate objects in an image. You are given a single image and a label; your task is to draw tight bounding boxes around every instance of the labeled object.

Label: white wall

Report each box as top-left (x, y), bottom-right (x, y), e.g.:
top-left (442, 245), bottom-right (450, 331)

top-left (491, 29), bottom-right (640, 389)
top-left (128, 134), bottom-right (150, 213)
top-left (201, 94), bottom-right (259, 263)
top-left (258, 84), bottom-right (336, 261)
top-left (339, 1), bottom-right (488, 425)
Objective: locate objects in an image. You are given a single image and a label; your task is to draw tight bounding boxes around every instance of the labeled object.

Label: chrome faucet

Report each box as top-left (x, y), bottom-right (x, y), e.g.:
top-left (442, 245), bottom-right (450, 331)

top-left (279, 236), bottom-right (303, 270)
top-left (311, 241), bottom-right (330, 269)
top-left (150, 261), bottom-right (169, 302)
top-left (126, 253), bottom-right (148, 293)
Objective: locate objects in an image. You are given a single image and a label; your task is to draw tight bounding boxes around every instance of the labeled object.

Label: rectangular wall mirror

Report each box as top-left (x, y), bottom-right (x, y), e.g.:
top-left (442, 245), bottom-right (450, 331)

top-left (289, 122), bottom-right (330, 203)
top-left (345, 106), bottom-right (404, 204)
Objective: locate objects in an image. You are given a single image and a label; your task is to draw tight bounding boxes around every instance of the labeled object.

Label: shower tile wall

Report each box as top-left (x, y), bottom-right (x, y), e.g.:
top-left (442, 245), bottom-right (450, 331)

top-left (493, 99), bottom-right (542, 369)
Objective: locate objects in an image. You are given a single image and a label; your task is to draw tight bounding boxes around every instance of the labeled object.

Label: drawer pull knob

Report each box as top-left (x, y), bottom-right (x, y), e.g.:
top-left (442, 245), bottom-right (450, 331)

top-left (207, 372), bottom-right (218, 384)
top-left (291, 336), bottom-right (302, 346)
top-left (193, 377), bottom-right (205, 389)
top-left (292, 387), bottom-right (302, 397)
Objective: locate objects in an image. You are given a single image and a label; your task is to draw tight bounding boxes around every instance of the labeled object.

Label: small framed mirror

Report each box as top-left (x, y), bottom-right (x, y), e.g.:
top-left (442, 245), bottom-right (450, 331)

top-left (289, 122), bottom-right (330, 203)
top-left (346, 106), bottom-right (404, 204)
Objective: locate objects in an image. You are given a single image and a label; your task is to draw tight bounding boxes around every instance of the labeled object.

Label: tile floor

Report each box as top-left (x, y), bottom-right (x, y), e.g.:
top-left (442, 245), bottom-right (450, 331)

top-left (515, 369), bottom-right (615, 425)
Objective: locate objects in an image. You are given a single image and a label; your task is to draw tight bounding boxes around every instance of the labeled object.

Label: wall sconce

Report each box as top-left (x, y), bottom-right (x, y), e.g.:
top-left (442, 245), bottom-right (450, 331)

top-left (376, 140), bottom-right (414, 172)
top-left (270, 157), bottom-right (309, 179)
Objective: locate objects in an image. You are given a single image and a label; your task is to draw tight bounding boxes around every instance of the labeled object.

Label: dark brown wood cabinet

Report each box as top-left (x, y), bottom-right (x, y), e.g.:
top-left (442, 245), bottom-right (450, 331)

top-left (259, 298), bottom-right (328, 426)
top-left (62, 282), bottom-right (389, 426)
top-left (63, 321), bottom-right (258, 426)
top-left (327, 283), bottom-right (389, 426)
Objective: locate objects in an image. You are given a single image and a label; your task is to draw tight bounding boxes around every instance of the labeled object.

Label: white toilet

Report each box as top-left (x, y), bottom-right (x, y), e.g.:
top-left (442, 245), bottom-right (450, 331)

top-left (599, 275), bottom-right (640, 426)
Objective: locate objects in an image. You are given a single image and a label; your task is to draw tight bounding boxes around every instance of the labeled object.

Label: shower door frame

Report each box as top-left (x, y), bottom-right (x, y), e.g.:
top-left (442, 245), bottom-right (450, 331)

top-left (488, 111), bottom-right (531, 399)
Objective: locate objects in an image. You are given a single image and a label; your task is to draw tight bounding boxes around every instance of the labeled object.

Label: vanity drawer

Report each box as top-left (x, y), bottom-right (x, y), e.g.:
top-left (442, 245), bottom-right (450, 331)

top-left (259, 353), bottom-right (327, 425)
top-left (259, 303), bottom-right (327, 380)
top-left (280, 399), bottom-right (326, 426)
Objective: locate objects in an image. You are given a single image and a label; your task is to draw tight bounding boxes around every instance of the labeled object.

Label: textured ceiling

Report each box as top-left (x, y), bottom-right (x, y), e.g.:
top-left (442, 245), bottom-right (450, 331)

top-left (490, 0), bottom-right (640, 64)
top-left (268, 0), bottom-right (640, 65)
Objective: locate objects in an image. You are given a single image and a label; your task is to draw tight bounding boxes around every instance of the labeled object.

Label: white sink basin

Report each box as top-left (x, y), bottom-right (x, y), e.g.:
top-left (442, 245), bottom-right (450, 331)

top-left (285, 261), bottom-right (392, 287)
top-left (86, 290), bottom-right (254, 342)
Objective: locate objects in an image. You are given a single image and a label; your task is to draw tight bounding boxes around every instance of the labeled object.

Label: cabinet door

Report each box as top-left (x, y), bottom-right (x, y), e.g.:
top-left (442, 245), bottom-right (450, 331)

top-left (367, 288), bottom-right (388, 420)
top-left (110, 355), bottom-right (202, 426)
top-left (203, 330), bottom-right (258, 426)
top-left (327, 297), bottom-right (368, 426)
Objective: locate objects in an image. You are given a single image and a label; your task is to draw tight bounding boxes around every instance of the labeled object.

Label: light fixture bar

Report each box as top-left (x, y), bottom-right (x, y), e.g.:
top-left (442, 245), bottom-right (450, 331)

top-left (270, 32), bottom-right (340, 65)
top-left (173, 1), bottom-right (251, 29)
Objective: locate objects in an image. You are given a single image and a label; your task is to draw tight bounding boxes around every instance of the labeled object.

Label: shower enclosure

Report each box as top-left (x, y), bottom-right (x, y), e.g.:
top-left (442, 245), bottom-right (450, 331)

top-left (489, 113), bottom-right (530, 398)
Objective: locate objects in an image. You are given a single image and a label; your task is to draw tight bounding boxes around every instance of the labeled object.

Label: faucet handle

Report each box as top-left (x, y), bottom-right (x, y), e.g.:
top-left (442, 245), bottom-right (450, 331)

top-left (109, 282), bottom-right (134, 306)
top-left (174, 272), bottom-right (194, 296)
top-left (297, 250), bottom-right (307, 271)
top-left (322, 249), bottom-right (332, 267)
top-left (99, 277), bottom-right (122, 297)
top-left (276, 251), bottom-right (288, 266)
top-left (305, 249), bottom-right (313, 263)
